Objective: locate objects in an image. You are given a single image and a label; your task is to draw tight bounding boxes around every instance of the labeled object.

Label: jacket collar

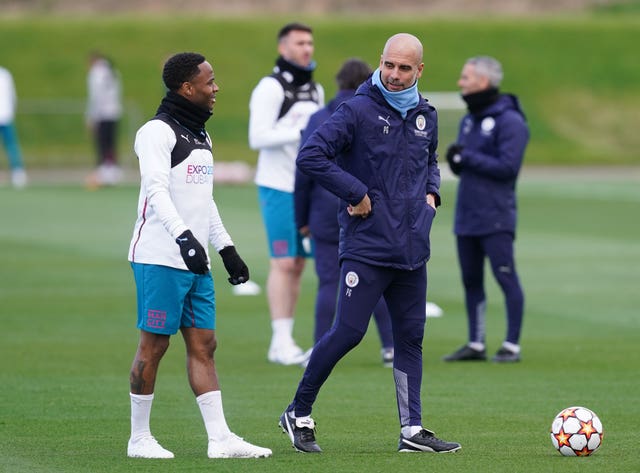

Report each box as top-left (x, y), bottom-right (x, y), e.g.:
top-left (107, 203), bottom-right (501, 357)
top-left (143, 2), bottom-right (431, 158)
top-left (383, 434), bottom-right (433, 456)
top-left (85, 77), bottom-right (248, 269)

top-left (467, 93), bottom-right (527, 121)
top-left (356, 78), bottom-right (430, 117)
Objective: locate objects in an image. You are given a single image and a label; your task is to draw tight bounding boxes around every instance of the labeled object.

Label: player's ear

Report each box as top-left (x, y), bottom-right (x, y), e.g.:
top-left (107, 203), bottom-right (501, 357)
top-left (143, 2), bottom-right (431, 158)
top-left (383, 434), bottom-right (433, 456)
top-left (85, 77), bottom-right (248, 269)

top-left (179, 81), bottom-right (192, 97)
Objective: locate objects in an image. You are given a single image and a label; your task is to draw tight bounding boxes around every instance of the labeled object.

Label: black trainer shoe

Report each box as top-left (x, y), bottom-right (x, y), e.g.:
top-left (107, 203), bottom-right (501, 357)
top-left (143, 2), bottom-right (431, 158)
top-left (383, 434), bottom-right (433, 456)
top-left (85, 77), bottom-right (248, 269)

top-left (278, 410), bottom-right (322, 453)
top-left (443, 344), bottom-right (486, 361)
top-left (398, 428), bottom-right (461, 453)
top-left (491, 347), bottom-right (521, 363)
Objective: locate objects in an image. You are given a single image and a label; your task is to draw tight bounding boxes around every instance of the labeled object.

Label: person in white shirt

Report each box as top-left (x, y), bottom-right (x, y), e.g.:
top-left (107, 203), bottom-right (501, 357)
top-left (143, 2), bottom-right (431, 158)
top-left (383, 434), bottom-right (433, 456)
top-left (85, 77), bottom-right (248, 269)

top-left (86, 51), bottom-right (123, 187)
top-left (0, 66), bottom-right (27, 188)
top-left (126, 52), bottom-right (271, 460)
top-left (249, 22), bottom-right (324, 365)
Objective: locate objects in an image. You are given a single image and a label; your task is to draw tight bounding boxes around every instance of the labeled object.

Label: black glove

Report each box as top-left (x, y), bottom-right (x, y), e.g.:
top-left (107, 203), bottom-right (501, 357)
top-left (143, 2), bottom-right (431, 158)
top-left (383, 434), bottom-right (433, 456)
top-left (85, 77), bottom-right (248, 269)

top-left (446, 144), bottom-right (464, 175)
top-left (175, 230), bottom-right (209, 274)
top-left (219, 246), bottom-right (250, 285)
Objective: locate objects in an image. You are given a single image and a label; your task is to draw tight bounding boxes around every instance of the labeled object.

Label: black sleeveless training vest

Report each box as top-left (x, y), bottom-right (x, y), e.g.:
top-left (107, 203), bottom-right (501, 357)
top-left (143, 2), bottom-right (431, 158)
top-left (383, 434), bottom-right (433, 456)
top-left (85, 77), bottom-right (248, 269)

top-left (270, 72), bottom-right (320, 119)
top-left (154, 113), bottom-right (212, 168)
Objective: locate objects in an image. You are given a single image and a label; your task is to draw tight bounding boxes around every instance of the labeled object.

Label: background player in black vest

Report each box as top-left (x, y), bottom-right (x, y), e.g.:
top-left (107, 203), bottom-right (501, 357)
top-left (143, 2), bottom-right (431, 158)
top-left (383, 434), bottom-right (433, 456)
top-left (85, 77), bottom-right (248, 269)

top-left (249, 23), bottom-right (325, 366)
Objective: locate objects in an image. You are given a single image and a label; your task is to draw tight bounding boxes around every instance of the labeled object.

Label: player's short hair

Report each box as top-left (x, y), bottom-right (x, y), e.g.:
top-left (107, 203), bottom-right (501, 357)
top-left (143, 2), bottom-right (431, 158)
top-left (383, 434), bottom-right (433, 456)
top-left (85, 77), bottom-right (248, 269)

top-left (278, 22), bottom-right (313, 41)
top-left (336, 58), bottom-right (372, 91)
top-left (466, 56), bottom-right (503, 88)
top-left (163, 52), bottom-right (206, 91)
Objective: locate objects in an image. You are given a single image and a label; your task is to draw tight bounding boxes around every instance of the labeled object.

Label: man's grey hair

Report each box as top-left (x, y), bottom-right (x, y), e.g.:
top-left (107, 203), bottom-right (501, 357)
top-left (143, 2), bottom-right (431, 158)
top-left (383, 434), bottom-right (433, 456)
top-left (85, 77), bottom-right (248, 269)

top-left (466, 56), bottom-right (503, 87)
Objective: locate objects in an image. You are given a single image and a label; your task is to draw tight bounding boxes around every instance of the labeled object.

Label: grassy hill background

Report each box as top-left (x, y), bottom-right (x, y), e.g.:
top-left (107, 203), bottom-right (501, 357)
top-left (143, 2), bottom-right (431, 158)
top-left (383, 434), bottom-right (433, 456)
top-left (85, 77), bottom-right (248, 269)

top-left (1, 13), bottom-right (639, 169)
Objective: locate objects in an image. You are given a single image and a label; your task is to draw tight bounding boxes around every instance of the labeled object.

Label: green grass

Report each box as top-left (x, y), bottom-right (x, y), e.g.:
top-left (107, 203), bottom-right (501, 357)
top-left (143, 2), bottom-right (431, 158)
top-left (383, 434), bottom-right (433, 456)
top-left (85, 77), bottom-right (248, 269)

top-left (1, 171), bottom-right (639, 472)
top-left (1, 14), bottom-right (639, 167)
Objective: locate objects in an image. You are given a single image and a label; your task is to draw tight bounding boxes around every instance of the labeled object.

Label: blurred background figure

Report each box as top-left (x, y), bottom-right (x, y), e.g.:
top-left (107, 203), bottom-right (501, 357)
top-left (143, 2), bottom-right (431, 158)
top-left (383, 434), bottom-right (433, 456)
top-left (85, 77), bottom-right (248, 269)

top-left (295, 58), bottom-right (395, 367)
top-left (443, 56), bottom-right (529, 363)
top-left (85, 50), bottom-right (123, 188)
top-left (249, 22), bottom-right (324, 366)
top-left (0, 65), bottom-right (27, 188)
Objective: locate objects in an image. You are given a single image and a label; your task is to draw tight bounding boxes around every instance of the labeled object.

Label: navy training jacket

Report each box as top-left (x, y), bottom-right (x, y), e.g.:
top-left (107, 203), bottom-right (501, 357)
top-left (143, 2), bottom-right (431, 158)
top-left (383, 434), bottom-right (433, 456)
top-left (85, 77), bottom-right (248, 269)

top-left (453, 94), bottom-right (529, 236)
top-left (296, 79), bottom-right (441, 270)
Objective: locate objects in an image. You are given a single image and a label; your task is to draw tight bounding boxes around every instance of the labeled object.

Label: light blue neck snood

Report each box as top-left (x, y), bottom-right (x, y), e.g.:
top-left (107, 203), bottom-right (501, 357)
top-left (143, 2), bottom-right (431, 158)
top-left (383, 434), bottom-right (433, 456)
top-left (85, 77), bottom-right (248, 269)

top-left (371, 68), bottom-right (419, 119)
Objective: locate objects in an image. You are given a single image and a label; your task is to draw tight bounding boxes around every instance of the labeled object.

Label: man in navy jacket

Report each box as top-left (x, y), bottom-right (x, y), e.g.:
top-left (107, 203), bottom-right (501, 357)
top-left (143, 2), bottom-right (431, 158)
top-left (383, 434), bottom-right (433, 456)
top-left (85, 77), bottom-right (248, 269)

top-left (443, 56), bottom-right (529, 363)
top-left (279, 33), bottom-right (461, 455)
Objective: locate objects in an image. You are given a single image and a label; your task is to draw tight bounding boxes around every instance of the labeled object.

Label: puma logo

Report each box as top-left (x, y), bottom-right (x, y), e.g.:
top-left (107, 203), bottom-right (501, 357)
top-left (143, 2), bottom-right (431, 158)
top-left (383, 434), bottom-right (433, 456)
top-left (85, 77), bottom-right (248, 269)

top-left (180, 134), bottom-right (190, 143)
top-left (295, 417), bottom-right (315, 429)
top-left (378, 115), bottom-right (391, 126)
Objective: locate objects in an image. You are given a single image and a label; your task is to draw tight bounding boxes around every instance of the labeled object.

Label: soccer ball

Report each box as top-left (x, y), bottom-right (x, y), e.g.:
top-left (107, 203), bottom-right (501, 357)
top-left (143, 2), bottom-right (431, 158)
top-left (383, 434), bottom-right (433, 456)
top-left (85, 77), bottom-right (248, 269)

top-left (550, 406), bottom-right (603, 456)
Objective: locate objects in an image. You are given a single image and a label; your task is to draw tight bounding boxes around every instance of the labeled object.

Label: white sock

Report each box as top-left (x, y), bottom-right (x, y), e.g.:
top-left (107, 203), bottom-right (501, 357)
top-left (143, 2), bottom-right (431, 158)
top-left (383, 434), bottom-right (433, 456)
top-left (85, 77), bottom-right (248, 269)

top-left (401, 425), bottom-right (423, 437)
top-left (271, 318), bottom-right (295, 346)
top-left (130, 393), bottom-right (154, 441)
top-left (196, 391), bottom-right (232, 442)
top-left (468, 341), bottom-right (485, 351)
top-left (502, 341), bottom-right (520, 353)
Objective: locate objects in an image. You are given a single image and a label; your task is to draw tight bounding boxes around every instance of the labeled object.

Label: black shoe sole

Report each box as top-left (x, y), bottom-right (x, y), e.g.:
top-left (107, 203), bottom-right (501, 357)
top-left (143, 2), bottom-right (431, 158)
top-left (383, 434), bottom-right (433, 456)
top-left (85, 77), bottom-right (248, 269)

top-left (398, 441), bottom-right (462, 453)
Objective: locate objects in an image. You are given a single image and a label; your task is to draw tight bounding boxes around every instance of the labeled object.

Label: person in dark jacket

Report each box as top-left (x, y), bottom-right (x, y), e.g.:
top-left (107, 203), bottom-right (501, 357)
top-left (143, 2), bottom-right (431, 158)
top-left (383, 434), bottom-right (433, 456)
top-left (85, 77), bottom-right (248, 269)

top-left (279, 33), bottom-right (461, 455)
top-left (294, 58), bottom-right (395, 367)
top-left (443, 56), bottom-right (529, 363)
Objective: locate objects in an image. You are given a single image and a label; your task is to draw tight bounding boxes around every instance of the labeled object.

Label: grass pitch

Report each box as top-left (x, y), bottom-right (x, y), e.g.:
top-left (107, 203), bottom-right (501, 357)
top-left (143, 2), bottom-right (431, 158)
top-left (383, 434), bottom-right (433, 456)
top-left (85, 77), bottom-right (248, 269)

top-left (1, 170), bottom-right (639, 472)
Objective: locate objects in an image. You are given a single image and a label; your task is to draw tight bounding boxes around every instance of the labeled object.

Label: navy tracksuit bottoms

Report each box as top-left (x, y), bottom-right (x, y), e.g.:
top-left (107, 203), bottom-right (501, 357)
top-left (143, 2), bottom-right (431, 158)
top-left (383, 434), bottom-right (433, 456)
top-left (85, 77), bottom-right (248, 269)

top-left (456, 232), bottom-right (524, 345)
top-left (289, 258), bottom-right (428, 428)
top-left (313, 238), bottom-right (393, 348)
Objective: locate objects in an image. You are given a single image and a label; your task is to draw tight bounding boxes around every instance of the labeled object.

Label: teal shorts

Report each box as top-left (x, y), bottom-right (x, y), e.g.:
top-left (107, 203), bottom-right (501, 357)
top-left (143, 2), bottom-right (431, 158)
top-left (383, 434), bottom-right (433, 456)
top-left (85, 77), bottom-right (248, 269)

top-left (131, 262), bottom-right (216, 334)
top-left (258, 186), bottom-right (310, 258)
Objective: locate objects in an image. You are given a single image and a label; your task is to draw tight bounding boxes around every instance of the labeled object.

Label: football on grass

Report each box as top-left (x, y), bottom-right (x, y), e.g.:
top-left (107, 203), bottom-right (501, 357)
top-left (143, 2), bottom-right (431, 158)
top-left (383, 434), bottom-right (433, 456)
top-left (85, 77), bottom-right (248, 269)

top-left (550, 406), bottom-right (603, 456)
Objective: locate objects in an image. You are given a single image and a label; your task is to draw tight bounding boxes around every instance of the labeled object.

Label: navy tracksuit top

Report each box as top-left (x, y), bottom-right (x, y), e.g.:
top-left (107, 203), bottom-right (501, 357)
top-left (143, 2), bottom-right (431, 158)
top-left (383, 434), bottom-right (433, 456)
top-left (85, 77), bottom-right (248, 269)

top-left (296, 79), bottom-right (441, 270)
top-left (453, 94), bottom-right (529, 236)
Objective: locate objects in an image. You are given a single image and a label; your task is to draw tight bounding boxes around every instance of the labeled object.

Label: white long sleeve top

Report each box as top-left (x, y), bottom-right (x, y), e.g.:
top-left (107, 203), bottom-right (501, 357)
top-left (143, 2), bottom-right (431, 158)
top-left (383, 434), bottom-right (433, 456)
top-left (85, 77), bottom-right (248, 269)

top-left (0, 67), bottom-right (17, 125)
top-left (128, 119), bottom-right (233, 270)
top-left (86, 59), bottom-right (123, 123)
top-left (249, 76), bottom-right (323, 192)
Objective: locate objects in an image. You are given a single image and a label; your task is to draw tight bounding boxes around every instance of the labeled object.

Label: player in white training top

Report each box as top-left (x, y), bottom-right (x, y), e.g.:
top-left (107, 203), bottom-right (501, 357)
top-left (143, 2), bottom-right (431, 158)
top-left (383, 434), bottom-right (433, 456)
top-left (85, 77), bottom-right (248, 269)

top-left (249, 22), bottom-right (324, 365)
top-left (127, 52), bottom-right (271, 460)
